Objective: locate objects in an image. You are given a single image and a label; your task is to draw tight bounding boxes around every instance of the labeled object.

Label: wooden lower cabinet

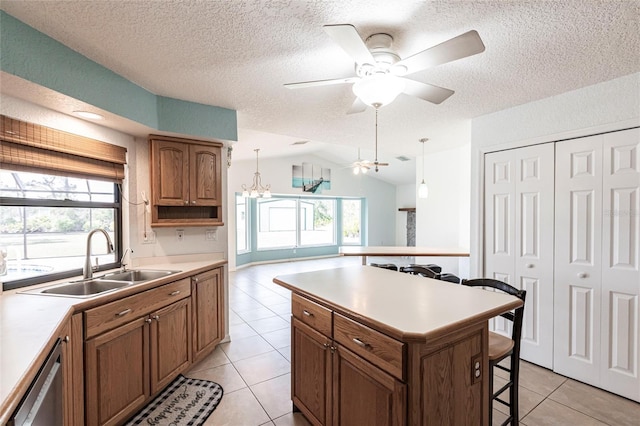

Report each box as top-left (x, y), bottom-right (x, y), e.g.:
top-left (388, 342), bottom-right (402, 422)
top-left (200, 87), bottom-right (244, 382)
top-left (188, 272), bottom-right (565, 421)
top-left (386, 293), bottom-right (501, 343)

top-left (333, 345), bottom-right (406, 426)
top-left (290, 294), bottom-right (488, 426)
top-left (192, 268), bottom-right (224, 362)
top-left (85, 299), bottom-right (191, 426)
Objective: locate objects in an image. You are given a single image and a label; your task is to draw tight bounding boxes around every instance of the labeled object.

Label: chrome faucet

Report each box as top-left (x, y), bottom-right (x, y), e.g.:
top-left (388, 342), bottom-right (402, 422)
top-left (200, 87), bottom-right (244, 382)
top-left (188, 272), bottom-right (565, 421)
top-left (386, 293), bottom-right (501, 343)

top-left (83, 229), bottom-right (114, 279)
top-left (120, 248), bottom-right (133, 272)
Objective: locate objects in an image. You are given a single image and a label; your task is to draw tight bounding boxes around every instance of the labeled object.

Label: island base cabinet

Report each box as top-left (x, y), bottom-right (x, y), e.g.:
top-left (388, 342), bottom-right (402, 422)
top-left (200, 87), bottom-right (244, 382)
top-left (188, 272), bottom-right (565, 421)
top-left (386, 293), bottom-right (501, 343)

top-left (333, 345), bottom-right (406, 426)
top-left (292, 318), bottom-right (332, 426)
top-left (85, 317), bottom-right (150, 426)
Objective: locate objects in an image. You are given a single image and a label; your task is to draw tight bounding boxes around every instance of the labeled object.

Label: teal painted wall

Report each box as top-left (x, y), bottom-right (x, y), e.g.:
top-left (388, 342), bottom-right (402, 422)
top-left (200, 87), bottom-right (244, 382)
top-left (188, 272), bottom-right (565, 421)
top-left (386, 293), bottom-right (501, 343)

top-left (0, 11), bottom-right (237, 141)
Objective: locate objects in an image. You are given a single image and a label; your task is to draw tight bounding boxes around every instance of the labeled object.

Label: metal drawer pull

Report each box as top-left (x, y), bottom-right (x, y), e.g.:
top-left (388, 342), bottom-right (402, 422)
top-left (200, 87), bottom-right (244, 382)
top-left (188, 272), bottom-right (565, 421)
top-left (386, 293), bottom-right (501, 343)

top-left (352, 338), bottom-right (369, 348)
top-left (116, 308), bottom-right (132, 317)
top-left (302, 310), bottom-right (314, 317)
top-left (170, 290), bottom-right (181, 296)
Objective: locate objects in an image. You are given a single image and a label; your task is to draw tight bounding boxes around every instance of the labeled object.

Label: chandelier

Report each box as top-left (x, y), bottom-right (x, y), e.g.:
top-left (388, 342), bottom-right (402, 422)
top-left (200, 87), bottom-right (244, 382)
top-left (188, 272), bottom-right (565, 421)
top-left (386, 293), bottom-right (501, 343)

top-left (242, 149), bottom-right (271, 198)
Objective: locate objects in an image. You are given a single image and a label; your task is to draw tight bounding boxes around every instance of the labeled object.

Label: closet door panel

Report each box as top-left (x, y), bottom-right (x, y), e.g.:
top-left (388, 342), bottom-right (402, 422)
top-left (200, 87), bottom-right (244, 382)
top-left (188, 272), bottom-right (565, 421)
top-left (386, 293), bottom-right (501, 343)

top-left (601, 128), bottom-right (640, 401)
top-left (554, 135), bottom-right (603, 385)
top-left (484, 151), bottom-right (516, 285)
top-left (515, 144), bottom-right (555, 368)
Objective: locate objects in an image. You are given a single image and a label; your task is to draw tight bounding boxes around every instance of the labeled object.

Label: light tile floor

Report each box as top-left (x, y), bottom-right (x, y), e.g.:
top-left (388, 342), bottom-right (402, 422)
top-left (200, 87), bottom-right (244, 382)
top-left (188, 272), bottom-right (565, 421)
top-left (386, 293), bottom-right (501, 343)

top-left (184, 256), bottom-right (640, 426)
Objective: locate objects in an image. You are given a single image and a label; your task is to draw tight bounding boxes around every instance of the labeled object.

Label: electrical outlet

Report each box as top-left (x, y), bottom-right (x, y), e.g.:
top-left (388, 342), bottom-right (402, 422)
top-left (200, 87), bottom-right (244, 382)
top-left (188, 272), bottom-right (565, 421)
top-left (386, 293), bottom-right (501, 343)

top-left (205, 229), bottom-right (217, 241)
top-left (176, 229), bottom-right (184, 242)
top-left (142, 230), bottom-right (156, 244)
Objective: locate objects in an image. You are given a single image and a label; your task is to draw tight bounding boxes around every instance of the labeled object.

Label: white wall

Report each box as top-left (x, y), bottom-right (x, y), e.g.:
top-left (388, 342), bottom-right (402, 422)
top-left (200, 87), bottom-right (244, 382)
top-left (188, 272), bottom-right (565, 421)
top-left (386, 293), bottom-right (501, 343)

top-left (226, 152), bottom-right (397, 270)
top-left (395, 184), bottom-right (416, 246)
top-left (415, 142), bottom-right (471, 277)
top-left (470, 72), bottom-right (640, 276)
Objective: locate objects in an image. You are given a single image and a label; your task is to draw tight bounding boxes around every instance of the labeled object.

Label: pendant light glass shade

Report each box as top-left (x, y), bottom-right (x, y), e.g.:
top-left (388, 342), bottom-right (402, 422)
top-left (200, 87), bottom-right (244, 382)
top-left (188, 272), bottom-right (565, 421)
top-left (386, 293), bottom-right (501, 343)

top-left (418, 138), bottom-right (429, 199)
top-left (352, 74), bottom-right (405, 107)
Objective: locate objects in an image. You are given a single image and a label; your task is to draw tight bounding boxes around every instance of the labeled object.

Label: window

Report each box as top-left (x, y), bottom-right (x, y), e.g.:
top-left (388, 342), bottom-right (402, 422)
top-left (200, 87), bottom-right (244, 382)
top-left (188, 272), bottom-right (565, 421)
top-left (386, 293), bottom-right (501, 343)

top-left (0, 170), bottom-right (121, 290)
top-left (341, 199), bottom-right (362, 245)
top-left (300, 199), bottom-right (335, 246)
top-left (236, 194), bottom-right (249, 253)
top-left (257, 198), bottom-right (297, 249)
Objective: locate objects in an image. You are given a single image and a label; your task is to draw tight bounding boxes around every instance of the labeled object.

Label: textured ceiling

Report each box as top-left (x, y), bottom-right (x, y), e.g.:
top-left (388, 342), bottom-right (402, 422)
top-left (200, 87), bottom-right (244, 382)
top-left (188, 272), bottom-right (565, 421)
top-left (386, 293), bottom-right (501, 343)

top-left (1, 0), bottom-right (639, 184)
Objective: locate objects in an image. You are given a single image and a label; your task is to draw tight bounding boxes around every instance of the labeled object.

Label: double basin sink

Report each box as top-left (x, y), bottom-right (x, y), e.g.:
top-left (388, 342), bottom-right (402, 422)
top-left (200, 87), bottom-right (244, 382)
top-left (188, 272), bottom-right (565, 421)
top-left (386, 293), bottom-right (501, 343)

top-left (32, 269), bottom-right (180, 298)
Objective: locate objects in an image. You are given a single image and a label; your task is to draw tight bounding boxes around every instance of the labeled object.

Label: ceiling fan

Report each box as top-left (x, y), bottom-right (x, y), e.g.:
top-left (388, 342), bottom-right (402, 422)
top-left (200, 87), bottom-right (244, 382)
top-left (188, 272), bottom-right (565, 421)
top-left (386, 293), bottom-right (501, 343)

top-left (285, 24), bottom-right (485, 113)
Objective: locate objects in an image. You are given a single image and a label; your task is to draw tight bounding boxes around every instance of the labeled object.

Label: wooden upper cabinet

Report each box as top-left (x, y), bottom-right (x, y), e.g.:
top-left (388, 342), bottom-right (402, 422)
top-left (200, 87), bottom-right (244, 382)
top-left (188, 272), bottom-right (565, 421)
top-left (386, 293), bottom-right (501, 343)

top-left (150, 135), bottom-right (224, 227)
top-left (152, 140), bottom-right (190, 206)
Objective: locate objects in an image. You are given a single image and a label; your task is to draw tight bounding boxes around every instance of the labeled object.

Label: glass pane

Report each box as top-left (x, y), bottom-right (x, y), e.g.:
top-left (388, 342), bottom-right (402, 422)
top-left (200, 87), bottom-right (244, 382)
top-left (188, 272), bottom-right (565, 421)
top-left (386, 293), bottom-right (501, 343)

top-left (0, 170), bottom-right (115, 201)
top-left (0, 206), bottom-right (116, 281)
top-left (342, 199), bottom-right (362, 245)
top-left (236, 194), bottom-right (248, 253)
top-left (300, 199), bottom-right (335, 246)
top-left (257, 198), bottom-right (296, 249)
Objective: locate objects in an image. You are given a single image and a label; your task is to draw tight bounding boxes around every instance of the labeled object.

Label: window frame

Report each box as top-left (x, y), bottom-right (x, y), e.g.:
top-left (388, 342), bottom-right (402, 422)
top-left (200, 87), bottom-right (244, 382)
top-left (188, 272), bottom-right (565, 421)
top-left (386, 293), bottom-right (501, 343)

top-left (0, 181), bottom-right (123, 291)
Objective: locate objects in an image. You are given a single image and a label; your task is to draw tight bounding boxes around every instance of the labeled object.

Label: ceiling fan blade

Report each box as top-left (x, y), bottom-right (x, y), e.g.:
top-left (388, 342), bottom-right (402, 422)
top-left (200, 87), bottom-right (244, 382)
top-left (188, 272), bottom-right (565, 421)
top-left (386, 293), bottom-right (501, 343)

top-left (347, 97), bottom-right (368, 114)
top-left (401, 78), bottom-right (455, 104)
top-left (284, 76), bottom-right (359, 89)
top-left (323, 24), bottom-right (375, 65)
top-left (393, 30), bottom-right (485, 75)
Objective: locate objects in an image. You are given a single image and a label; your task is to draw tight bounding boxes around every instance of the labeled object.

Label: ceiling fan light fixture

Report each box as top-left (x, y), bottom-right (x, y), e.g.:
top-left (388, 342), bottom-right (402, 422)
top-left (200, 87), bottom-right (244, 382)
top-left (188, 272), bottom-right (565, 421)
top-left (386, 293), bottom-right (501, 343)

top-left (352, 74), bottom-right (405, 107)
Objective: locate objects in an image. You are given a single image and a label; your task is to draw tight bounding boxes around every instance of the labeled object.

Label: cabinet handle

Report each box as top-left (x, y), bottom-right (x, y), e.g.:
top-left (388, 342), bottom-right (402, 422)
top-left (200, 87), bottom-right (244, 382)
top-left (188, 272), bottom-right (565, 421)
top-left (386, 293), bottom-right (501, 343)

top-left (63, 335), bottom-right (70, 343)
top-left (191, 201), bottom-right (196, 204)
top-left (116, 308), bottom-right (132, 317)
top-left (302, 310), bottom-right (314, 317)
top-left (577, 272), bottom-right (588, 279)
top-left (526, 263), bottom-right (534, 268)
top-left (352, 338), bottom-right (369, 348)
top-left (153, 315), bottom-right (160, 321)
top-left (145, 318), bottom-right (152, 324)
top-left (170, 290), bottom-right (181, 296)
top-left (194, 278), bottom-right (199, 283)
top-left (184, 200), bottom-right (189, 205)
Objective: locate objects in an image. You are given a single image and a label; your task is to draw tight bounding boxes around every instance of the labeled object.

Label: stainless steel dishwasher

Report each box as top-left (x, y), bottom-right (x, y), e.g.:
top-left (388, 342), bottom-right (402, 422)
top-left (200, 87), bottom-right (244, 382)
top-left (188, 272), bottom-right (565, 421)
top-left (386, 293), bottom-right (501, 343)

top-left (9, 338), bottom-right (63, 426)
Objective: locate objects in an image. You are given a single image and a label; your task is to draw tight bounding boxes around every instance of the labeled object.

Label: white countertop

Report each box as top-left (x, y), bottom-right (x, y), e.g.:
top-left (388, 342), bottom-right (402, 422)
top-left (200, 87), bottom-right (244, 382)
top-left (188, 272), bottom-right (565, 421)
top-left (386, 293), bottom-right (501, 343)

top-left (0, 255), bottom-right (226, 423)
top-left (274, 266), bottom-right (521, 341)
top-left (339, 246), bottom-right (470, 257)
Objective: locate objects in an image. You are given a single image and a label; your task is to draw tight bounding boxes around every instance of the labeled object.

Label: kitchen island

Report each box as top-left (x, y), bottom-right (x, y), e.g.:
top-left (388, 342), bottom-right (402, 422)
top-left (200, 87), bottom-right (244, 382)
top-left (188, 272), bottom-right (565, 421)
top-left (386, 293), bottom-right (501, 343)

top-left (273, 266), bottom-right (522, 426)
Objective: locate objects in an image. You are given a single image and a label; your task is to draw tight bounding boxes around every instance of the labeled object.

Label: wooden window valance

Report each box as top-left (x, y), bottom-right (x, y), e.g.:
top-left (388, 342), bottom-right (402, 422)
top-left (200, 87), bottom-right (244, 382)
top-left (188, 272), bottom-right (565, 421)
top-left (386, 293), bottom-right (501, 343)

top-left (0, 114), bottom-right (127, 182)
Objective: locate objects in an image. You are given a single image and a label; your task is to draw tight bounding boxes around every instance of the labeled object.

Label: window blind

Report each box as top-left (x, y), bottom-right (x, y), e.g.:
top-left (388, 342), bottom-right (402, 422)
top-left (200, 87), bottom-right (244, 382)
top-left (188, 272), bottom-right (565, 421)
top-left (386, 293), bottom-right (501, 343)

top-left (0, 115), bottom-right (127, 182)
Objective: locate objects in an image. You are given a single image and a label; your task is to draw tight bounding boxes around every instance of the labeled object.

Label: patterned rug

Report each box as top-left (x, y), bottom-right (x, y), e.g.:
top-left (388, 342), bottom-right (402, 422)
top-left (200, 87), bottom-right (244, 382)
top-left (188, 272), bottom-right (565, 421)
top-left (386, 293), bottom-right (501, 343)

top-left (125, 375), bottom-right (223, 425)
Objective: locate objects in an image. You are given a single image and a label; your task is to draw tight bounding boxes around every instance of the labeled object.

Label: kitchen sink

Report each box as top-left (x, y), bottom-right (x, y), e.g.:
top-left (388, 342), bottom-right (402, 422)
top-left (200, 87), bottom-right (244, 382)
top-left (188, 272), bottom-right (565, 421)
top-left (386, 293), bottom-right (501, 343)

top-left (99, 269), bottom-right (179, 283)
top-left (25, 269), bottom-right (180, 298)
top-left (39, 279), bottom-right (131, 297)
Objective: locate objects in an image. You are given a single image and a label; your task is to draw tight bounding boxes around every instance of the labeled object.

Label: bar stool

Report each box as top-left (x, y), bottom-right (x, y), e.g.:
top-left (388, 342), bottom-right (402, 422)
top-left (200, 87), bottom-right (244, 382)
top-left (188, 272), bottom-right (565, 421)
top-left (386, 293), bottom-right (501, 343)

top-left (462, 278), bottom-right (526, 426)
top-left (409, 263), bottom-right (442, 273)
top-left (398, 265), bottom-right (439, 279)
top-left (438, 273), bottom-right (461, 284)
top-left (369, 263), bottom-right (398, 271)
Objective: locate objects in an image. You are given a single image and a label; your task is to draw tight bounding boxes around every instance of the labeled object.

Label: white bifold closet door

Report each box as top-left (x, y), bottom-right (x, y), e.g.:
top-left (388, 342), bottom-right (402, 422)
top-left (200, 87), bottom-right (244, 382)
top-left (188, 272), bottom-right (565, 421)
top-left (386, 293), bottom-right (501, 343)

top-left (484, 143), bottom-right (555, 368)
top-left (554, 128), bottom-right (639, 401)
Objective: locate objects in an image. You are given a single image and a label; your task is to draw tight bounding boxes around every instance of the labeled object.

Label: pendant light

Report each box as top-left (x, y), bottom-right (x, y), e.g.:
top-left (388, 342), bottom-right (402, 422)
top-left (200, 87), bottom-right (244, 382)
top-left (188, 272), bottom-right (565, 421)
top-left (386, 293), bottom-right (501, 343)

top-left (241, 149), bottom-right (271, 198)
top-left (418, 138), bottom-right (429, 199)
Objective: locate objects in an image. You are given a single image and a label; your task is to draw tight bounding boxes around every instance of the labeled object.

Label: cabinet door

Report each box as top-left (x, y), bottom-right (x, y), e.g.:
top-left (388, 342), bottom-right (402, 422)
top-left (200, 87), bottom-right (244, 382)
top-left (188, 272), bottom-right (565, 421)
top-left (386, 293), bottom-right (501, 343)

top-left (85, 317), bottom-right (150, 426)
top-left (192, 268), bottom-right (224, 362)
top-left (150, 298), bottom-right (192, 394)
top-left (600, 128), bottom-right (640, 401)
top-left (292, 318), bottom-right (332, 426)
top-left (189, 144), bottom-right (222, 206)
top-left (484, 144), bottom-right (555, 368)
top-left (333, 345), bottom-right (405, 426)
top-left (151, 140), bottom-right (190, 206)
top-left (554, 135), bottom-right (603, 385)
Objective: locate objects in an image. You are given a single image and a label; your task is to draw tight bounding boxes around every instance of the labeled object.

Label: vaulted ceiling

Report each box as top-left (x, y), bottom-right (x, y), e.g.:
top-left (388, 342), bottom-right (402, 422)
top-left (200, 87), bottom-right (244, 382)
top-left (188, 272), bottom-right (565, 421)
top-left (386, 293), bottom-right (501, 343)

top-left (1, 0), bottom-right (638, 184)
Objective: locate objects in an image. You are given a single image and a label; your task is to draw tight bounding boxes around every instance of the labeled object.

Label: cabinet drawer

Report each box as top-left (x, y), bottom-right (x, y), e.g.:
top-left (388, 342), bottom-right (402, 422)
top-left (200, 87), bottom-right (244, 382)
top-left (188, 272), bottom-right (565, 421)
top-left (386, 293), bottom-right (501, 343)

top-left (333, 313), bottom-right (405, 380)
top-left (292, 294), bottom-right (332, 338)
top-left (85, 279), bottom-right (191, 338)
